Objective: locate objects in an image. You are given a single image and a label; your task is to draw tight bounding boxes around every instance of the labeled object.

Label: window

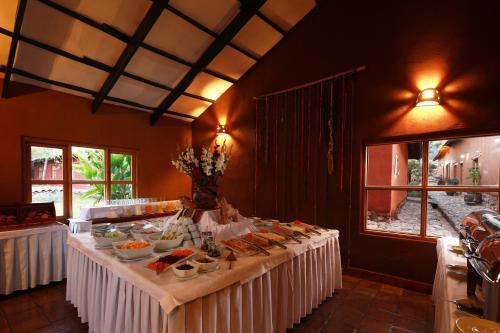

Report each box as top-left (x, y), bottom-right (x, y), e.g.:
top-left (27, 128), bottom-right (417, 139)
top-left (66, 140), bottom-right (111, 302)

top-left (363, 134), bottom-right (500, 239)
top-left (24, 139), bottom-right (137, 218)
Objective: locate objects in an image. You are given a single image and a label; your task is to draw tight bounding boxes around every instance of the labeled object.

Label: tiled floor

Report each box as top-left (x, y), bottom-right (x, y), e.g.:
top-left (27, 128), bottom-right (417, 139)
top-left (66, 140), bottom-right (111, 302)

top-left (0, 275), bottom-right (434, 333)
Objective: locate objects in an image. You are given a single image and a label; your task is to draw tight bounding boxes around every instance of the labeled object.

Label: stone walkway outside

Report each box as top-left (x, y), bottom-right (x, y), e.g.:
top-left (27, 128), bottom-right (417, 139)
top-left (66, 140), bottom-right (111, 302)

top-left (428, 191), bottom-right (499, 230)
top-left (367, 199), bottom-right (458, 237)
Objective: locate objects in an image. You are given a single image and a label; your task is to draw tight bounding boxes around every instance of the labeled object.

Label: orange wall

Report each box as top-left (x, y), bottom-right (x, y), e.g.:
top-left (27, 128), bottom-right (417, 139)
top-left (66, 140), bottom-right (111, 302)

top-left (0, 79), bottom-right (192, 205)
top-left (192, 0), bottom-right (500, 286)
top-left (390, 143), bottom-right (408, 213)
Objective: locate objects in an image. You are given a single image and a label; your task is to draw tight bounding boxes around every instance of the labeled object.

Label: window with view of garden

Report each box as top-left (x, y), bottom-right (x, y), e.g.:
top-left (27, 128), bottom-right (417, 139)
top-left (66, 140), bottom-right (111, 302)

top-left (25, 140), bottom-right (136, 218)
top-left (364, 135), bottom-right (500, 239)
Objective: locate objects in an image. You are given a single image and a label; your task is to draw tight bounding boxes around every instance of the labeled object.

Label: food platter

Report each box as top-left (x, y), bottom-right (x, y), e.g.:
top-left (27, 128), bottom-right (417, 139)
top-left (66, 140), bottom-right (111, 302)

top-left (145, 248), bottom-right (196, 274)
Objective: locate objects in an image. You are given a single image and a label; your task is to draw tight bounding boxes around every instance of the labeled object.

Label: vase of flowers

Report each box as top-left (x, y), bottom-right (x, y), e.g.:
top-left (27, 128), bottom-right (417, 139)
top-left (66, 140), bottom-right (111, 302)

top-left (172, 142), bottom-right (230, 209)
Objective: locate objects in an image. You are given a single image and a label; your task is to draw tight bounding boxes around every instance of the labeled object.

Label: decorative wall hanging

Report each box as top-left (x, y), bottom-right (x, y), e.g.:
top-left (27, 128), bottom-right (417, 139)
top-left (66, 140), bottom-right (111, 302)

top-left (254, 66), bottom-right (364, 224)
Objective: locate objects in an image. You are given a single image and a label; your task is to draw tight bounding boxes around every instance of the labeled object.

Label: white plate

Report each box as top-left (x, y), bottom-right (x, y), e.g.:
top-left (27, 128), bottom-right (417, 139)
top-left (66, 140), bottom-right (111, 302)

top-left (116, 253), bottom-right (154, 263)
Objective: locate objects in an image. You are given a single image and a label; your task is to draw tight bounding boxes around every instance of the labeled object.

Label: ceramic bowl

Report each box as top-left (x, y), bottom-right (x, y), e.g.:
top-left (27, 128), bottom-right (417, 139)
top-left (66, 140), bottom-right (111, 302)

top-left (150, 235), bottom-right (184, 251)
top-left (131, 228), bottom-right (162, 241)
top-left (172, 261), bottom-right (199, 278)
top-left (192, 255), bottom-right (219, 271)
top-left (112, 240), bottom-right (153, 259)
top-left (93, 231), bottom-right (128, 246)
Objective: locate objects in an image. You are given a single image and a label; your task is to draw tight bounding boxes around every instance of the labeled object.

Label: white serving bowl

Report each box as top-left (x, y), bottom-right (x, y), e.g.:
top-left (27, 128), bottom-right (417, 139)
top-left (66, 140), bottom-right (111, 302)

top-left (131, 228), bottom-right (162, 241)
top-left (93, 231), bottom-right (128, 246)
top-left (172, 261), bottom-right (199, 278)
top-left (192, 255), bottom-right (219, 271)
top-left (149, 235), bottom-right (184, 252)
top-left (112, 240), bottom-right (154, 259)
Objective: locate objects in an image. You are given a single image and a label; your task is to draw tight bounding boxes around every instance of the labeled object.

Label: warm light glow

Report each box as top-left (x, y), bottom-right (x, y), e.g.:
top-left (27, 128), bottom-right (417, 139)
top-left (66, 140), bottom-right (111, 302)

top-left (416, 88), bottom-right (440, 107)
top-left (201, 81), bottom-right (233, 101)
top-left (217, 124), bottom-right (228, 136)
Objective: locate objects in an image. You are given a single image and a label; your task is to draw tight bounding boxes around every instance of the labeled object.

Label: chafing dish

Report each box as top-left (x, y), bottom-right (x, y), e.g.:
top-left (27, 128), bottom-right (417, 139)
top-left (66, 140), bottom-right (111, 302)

top-left (460, 210), bottom-right (500, 321)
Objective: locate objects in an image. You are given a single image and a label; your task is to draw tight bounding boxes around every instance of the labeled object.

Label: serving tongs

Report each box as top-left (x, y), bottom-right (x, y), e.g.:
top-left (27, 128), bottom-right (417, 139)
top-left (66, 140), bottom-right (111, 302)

top-left (240, 239), bottom-right (270, 256)
top-left (253, 233), bottom-right (287, 249)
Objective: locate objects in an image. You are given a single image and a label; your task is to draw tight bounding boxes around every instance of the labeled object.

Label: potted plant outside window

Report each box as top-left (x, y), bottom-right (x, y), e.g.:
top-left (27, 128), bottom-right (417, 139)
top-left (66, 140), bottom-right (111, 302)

top-left (464, 166), bottom-right (482, 205)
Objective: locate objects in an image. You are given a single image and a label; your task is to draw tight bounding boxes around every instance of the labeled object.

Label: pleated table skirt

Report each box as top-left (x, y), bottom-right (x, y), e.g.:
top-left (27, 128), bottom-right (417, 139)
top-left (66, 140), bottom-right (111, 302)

top-left (67, 236), bottom-right (341, 333)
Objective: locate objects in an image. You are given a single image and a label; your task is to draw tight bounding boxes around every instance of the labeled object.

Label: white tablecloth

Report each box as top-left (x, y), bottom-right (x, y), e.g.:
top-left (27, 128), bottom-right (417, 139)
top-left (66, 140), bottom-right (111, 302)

top-left (66, 230), bottom-right (341, 333)
top-left (79, 200), bottom-right (181, 220)
top-left (432, 237), bottom-right (471, 332)
top-left (0, 223), bottom-right (68, 295)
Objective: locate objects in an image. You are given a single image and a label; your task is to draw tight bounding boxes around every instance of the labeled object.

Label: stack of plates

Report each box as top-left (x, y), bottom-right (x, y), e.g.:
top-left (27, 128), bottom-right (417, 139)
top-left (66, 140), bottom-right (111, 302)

top-left (455, 317), bottom-right (500, 333)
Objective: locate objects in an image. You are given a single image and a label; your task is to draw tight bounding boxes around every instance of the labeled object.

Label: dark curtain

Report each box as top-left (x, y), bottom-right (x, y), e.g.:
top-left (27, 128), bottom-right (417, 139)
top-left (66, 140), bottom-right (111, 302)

top-left (254, 74), bottom-right (356, 228)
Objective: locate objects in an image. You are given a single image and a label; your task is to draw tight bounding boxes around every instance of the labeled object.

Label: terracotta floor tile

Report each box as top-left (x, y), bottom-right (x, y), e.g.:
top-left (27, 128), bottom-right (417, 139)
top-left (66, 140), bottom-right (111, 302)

top-left (398, 300), bottom-right (428, 322)
top-left (380, 284), bottom-right (404, 296)
top-left (358, 317), bottom-right (392, 333)
top-left (329, 304), bottom-right (365, 328)
top-left (365, 307), bottom-right (397, 323)
top-left (373, 293), bottom-right (400, 313)
top-left (50, 317), bottom-right (89, 333)
top-left (29, 288), bottom-right (66, 306)
top-left (392, 317), bottom-right (426, 333)
top-left (8, 307), bottom-right (50, 333)
top-left (39, 300), bottom-right (78, 322)
top-left (0, 296), bottom-right (37, 316)
top-left (321, 318), bottom-right (357, 333)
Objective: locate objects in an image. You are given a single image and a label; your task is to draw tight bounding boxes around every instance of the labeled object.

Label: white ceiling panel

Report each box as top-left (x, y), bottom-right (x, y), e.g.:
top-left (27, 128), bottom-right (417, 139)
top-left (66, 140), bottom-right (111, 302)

top-left (207, 46), bottom-right (256, 80)
top-left (186, 72), bottom-right (233, 101)
top-left (22, 1), bottom-right (126, 66)
top-left (169, 0), bottom-right (239, 34)
top-left (170, 95), bottom-right (211, 117)
top-left (11, 74), bottom-right (93, 99)
top-left (232, 16), bottom-right (282, 57)
top-left (126, 47), bottom-right (189, 88)
top-left (0, 0), bottom-right (18, 31)
top-left (15, 42), bottom-right (107, 91)
top-left (260, 0), bottom-right (315, 31)
top-left (109, 76), bottom-right (169, 108)
top-left (0, 34), bottom-right (11, 65)
top-left (145, 10), bottom-right (215, 63)
top-left (52, 0), bottom-right (151, 36)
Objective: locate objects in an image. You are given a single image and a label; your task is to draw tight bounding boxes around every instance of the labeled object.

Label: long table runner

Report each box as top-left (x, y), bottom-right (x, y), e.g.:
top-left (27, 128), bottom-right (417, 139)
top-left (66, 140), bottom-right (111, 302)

top-left (0, 223), bottom-right (68, 294)
top-left (67, 230), bottom-right (341, 333)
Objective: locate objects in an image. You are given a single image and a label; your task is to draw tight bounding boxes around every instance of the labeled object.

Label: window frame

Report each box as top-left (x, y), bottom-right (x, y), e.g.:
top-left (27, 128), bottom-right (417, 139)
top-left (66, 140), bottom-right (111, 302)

top-left (361, 133), bottom-right (500, 242)
top-left (23, 137), bottom-right (138, 218)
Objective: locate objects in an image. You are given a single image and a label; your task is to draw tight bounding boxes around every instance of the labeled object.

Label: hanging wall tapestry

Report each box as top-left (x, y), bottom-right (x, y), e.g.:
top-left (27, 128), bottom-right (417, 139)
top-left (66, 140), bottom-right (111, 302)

top-left (254, 70), bottom-right (357, 225)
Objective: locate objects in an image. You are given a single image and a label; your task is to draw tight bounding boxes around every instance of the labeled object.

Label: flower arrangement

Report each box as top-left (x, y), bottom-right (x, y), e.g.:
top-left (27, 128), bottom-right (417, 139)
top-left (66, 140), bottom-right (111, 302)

top-left (172, 141), bottom-right (231, 208)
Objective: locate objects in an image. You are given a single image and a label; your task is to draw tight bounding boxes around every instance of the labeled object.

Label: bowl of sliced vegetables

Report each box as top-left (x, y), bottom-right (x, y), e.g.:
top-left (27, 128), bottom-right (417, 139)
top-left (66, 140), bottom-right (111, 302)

top-left (146, 231), bottom-right (183, 251)
top-left (112, 240), bottom-right (154, 259)
top-left (94, 230), bottom-right (128, 247)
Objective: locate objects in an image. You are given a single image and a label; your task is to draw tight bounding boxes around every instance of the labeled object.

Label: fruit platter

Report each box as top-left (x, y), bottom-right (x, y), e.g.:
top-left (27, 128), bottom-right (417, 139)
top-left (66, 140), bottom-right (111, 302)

top-left (146, 248), bottom-right (196, 274)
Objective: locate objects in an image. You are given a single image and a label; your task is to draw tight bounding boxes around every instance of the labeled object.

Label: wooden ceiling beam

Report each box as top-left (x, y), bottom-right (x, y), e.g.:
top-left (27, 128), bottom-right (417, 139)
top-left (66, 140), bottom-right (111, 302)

top-left (0, 28), bottom-right (215, 103)
top-left (1, 0), bottom-right (28, 98)
top-left (91, 1), bottom-right (167, 113)
top-left (256, 11), bottom-right (286, 35)
top-left (164, 4), bottom-right (259, 62)
top-left (38, 0), bottom-right (236, 86)
top-left (0, 65), bottom-right (196, 120)
top-left (150, 0), bottom-right (267, 125)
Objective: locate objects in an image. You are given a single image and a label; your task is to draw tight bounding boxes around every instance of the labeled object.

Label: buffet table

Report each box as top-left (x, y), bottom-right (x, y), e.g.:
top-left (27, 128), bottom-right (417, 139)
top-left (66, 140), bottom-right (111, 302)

top-left (66, 229), bottom-right (341, 333)
top-left (432, 237), bottom-right (470, 332)
top-left (0, 223), bottom-right (68, 294)
top-left (79, 200), bottom-right (180, 220)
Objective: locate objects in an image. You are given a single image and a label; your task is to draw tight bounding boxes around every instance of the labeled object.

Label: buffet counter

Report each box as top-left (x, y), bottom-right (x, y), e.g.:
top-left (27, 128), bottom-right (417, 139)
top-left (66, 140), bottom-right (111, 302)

top-left (432, 237), bottom-right (470, 332)
top-left (66, 229), bottom-right (341, 333)
top-left (0, 223), bottom-right (68, 294)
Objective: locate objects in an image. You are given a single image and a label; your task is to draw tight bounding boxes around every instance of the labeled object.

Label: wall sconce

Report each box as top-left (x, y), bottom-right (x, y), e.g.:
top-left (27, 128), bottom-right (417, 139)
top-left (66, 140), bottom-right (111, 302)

top-left (217, 124), bottom-right (228, 136)
top-left (416, 88), bottom-right (440, 107)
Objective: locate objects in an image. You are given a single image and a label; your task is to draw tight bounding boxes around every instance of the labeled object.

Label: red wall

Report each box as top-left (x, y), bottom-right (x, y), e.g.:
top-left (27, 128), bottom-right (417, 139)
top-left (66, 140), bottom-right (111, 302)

top-left (192, 0), bottom-right (500, 285)
top-left (0, 79), bottom-right (192, 205)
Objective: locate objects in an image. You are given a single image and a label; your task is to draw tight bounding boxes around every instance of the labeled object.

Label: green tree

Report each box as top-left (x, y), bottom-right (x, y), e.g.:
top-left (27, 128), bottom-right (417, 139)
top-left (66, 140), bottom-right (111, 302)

top-left (73, 151), bottom-right (132, 203)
